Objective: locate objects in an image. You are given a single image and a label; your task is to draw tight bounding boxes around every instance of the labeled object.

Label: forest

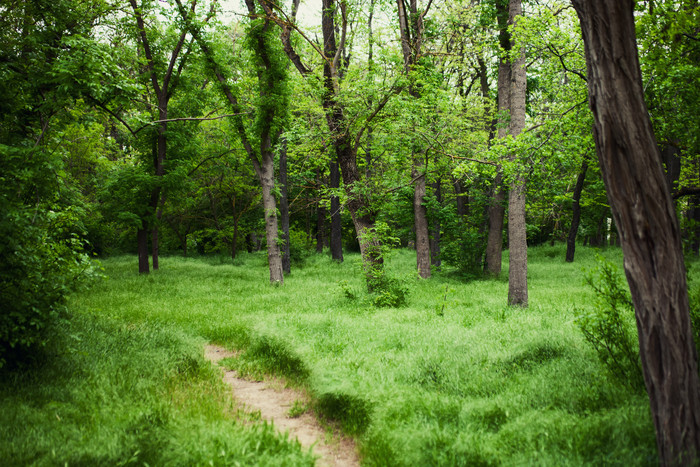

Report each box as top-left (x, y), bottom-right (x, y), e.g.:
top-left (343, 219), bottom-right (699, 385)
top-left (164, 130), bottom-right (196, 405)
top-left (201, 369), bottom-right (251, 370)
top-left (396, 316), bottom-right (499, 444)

top-left (2, 0), bottom-right (700, 465)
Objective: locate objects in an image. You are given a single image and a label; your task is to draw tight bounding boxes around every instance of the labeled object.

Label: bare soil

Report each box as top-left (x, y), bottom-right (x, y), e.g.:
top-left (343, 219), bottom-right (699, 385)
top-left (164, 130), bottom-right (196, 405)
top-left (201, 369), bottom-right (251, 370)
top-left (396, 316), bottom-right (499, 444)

top-left (204, 344), bottom-right (361, 467)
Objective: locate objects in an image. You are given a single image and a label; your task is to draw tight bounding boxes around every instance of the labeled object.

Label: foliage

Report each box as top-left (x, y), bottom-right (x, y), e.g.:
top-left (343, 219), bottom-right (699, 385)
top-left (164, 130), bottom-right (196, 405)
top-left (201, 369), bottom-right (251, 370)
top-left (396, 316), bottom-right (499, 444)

top-left (358, 221), bottom-right (411, 307)
top-left (575, 256), bottom-right (644, 390)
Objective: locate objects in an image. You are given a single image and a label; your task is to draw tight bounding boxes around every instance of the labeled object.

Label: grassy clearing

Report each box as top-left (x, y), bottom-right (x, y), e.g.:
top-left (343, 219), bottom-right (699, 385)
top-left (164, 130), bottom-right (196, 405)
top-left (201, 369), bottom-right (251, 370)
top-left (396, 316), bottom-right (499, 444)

top-left (2, 244), bottom-right (662, 465)
top-left (0, 307), bottom-right (315, 465)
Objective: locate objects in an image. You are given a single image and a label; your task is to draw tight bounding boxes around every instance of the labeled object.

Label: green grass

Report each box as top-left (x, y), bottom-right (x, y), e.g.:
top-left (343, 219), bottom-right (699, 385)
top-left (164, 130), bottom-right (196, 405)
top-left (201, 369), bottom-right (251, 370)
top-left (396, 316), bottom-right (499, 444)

top-left (1, 244), bottom-right (664, 465)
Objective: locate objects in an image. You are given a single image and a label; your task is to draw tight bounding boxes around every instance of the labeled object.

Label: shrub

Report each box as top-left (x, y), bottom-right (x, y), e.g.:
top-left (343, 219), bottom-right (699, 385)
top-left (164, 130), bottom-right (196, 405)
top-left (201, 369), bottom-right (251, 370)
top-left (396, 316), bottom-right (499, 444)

top-left (575, 257), bottom-right (644, 390)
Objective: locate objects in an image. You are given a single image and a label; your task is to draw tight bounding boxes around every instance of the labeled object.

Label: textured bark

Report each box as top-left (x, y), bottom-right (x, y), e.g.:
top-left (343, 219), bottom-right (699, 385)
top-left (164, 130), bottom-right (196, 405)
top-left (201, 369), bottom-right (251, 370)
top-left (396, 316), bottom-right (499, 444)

top-left (330, 158), bottom-right (343, 262)
top-left (279, 138), bottom-right (291, 274)
top-left (506, 0), bottom-right (527, 307)
top-left (566, 159), bottom-right (588, 262)
top-left (573, 1), bottom-right (700, 464)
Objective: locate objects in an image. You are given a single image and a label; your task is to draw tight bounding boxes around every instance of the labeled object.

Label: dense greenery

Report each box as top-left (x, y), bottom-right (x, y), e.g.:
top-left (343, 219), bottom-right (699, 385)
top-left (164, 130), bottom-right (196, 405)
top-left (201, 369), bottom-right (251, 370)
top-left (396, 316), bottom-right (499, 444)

top-left (0, 245), bottom-right (655, 465)
top-left (2, 0), bottom-right (700, 463)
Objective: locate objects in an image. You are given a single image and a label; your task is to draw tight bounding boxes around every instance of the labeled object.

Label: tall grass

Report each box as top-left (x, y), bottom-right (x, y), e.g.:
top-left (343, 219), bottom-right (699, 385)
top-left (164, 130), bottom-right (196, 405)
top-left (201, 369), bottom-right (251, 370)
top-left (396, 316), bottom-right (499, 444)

top-left (2, 244), bottom-right (664, 465)
top-left (0, 304), bottom-right (315, 465)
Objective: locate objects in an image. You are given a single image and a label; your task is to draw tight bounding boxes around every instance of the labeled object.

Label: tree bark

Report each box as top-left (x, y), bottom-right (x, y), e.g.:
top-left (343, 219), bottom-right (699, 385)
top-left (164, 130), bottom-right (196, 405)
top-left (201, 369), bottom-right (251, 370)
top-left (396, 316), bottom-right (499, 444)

top-left (506, 0), bottom-right (527, 307)
top-left (573, 1), bottom-right (700, 463)
top-left (566, 158), bottom-right (588, 262)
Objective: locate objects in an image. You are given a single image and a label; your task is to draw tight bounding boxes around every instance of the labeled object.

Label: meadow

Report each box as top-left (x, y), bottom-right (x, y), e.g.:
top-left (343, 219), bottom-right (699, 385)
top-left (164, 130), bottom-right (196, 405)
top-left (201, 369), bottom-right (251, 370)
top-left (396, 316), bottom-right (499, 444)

top-left (0, 244), bottom-right (662, 465)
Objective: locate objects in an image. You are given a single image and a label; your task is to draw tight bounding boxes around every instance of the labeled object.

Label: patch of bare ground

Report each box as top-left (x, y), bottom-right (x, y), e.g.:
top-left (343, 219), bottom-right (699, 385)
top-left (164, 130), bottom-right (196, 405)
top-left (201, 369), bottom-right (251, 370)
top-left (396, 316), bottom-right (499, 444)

top-left (204, 344), bottom-right (361, 467)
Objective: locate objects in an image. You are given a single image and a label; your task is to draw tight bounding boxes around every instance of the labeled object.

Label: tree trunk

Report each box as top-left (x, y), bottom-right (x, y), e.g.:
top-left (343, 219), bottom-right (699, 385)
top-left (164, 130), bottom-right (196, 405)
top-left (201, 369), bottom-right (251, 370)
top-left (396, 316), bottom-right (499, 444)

top-left (413, 157), bottom-right (431, 278)
top-left (573, 1), bottom-right (700, 463)
top-left (137, 225), bottom-right (149, 274)
top-left (566, 158), bottom-right (588, 262)
top-left (279, 137), bottom-right (291, 274)
top-left (258, 152), bottom-right (284, 284)
top-left (330, 158), bottom-right (344, 262)
top-left (506, 0), bottom-right (528, 307)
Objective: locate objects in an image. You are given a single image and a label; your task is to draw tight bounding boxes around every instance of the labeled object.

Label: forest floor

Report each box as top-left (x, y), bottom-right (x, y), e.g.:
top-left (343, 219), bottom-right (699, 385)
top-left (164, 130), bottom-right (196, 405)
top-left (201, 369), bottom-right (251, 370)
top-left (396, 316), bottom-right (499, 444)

top-left (204, 344), bottom-right (360, 467)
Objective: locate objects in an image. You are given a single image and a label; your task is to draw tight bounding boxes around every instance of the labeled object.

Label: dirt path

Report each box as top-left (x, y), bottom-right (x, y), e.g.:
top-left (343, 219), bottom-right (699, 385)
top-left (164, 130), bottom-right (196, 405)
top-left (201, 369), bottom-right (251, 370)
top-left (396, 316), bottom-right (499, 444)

top-left (204, 344), bottom-right (361, 467)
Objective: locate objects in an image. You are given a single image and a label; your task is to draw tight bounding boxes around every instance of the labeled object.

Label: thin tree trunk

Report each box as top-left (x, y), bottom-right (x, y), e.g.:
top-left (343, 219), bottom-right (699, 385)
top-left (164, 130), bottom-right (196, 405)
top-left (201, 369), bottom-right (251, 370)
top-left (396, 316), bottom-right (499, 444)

top-left (566, 158), bottom-right (588, 262)
top-left (573, 1), bottom-right (700, 463)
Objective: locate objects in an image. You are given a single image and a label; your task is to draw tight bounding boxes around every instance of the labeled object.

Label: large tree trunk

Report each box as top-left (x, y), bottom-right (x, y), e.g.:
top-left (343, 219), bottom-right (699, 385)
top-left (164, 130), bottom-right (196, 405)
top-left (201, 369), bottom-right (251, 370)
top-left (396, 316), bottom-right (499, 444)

top-left (279, 137), bottom-right (291, 274)
top-left (573, 1), bottom-right (700, 463)
top-left (506, 0), bottom-right (527, 307)
top-left (566, 158), bottom-right (588, 262)
top-left (330, 158), bottom-right (344, 262)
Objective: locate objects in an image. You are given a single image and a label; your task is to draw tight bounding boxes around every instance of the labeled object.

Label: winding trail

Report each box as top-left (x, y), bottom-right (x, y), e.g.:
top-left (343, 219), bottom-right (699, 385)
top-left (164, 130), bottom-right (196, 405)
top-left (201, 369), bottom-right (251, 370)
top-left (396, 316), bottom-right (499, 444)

top-left (204, 344), bottom-right (360, 467)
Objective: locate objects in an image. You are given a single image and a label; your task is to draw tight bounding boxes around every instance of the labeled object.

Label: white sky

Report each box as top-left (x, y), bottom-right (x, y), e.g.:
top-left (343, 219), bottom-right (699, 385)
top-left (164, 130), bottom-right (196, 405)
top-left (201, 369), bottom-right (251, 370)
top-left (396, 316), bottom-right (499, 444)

top-left (218, 0), bottom-right (320, 27)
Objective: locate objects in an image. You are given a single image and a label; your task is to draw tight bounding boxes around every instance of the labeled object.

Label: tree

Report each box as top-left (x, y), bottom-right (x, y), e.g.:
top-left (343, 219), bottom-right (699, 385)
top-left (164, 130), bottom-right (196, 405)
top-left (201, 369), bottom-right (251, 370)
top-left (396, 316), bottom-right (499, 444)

top-left (396, 0), bottom-right (434, 279)
top-left (177, 0), bottom-right (288, 284)
top-left (572, 0), bottom-right (700, 463)
top-left (128, 0), bottom-right (199, 273)
top-left (261, 0), bottom-right (398, 287)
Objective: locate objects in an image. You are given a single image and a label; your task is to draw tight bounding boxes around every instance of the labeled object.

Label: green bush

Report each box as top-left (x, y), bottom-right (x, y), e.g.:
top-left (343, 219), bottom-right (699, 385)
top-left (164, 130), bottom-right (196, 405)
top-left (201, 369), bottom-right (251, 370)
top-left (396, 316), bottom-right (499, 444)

top-left (575, 257), bottom-right (644, 390)
top-left (0, 147), bottom-right (101, 368)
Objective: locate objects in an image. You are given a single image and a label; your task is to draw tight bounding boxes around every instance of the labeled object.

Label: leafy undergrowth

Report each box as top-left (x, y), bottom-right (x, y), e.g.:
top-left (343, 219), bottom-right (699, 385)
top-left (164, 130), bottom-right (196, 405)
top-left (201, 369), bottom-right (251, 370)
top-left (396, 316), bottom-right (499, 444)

top-left (5, 244), bottom-right (666, 465)
top-left (0, 311), bottom-right (315, 466)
